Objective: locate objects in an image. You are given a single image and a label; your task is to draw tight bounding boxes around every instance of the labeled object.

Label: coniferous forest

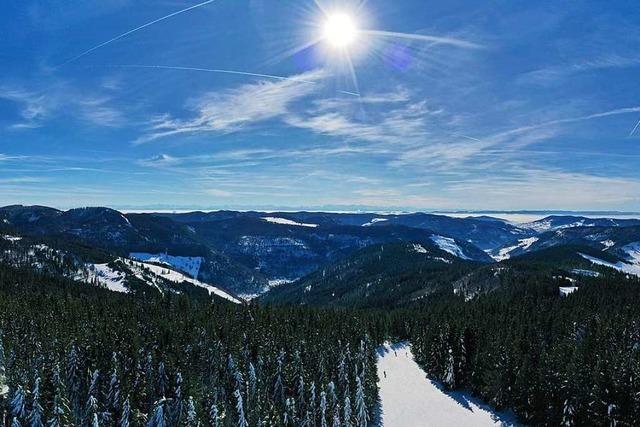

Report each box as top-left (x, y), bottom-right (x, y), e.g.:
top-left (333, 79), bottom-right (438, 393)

top-left (0, 265), bottom-right (380, 427)
top-left (2, 259), bottom-right (640, 426)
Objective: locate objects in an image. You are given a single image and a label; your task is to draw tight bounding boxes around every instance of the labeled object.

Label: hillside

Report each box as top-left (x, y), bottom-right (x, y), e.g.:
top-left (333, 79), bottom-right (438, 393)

top-left (262, 242), bottom-right (480, 307)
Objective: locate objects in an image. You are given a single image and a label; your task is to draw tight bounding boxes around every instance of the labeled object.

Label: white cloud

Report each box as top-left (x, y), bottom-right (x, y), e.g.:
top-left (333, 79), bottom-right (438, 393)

top-left (521, 54), bottom-right (640, 84)
top-left (0, 83), bottom-right (124, 129)
top-left (135, 70), bottom-right (326, 144)
top-left (442, 169), bottom-right (640, 210)
top-left (204, 189), bottom-right (233, 197)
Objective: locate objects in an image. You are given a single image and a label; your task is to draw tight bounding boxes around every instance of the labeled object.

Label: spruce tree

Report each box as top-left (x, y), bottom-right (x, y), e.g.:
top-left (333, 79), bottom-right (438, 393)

top-left (185, 397), bottom-right (197, 427)
top-left (10, 386), bottom-right (26, 420)
top-left (27, 378), bottom-right (44, 427)
top-left (233, 390), bottom-right (247, 427)
top-left (355, 376), bottom-right (368, 427)
top-left (119, 398), bottom-right (130, 427)
top-left (147, 399), bottom-right (166, 427)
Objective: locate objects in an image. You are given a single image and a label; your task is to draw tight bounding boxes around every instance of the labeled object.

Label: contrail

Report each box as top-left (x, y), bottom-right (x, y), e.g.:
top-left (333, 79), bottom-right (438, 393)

top-left (95, 64), bottom-right (360, 96)
top-left (361, 30), bottom-right (482, 49)
top-left (59, 0), bottom-right (217, 66)
top-left (630, 118), bottom-right (640, 136)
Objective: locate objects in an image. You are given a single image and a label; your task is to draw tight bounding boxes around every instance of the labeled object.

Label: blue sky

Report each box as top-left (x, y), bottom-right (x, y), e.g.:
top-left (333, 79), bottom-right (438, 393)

top-left (1, 0), bottom-right (639, 211)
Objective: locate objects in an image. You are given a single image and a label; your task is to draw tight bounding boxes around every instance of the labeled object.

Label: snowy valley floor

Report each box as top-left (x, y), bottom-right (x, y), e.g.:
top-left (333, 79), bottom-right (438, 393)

top-left (376, 342), bottom-right (519, 427)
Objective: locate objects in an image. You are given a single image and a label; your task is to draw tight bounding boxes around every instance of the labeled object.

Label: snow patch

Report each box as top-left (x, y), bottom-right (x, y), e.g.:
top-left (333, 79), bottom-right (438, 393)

top-left (362, 218), bottom-right (388, 227)
top-left (559, 287), bottom-right (578, 297)
top-left (131, 260), bottom-right (241, 304)
top-left (261, 217), bottom-right (318, 228)
top-left (622, 242), bottom-right (640, 264)
top-left (268, 278), bottom-right (295, 288)
top-left (601, 240), bottom-right (615, 250)
top-left (87, 264), bottom-right (129, 294)
top-left (578, 253), bottom-right (640, 277)
top-left (2, 235), bottom-right (22, 242)
top-left (430, 235), bottom-right (471, 260)
top-left (129, 252), bottom-right (203, 278)
top-left (491, 237), bottom-right (539, 261)
top-left (571, 269), bottom-right (600, 277)
top-left (411, 243), bottom-right (428, 254)
top-left (377, 342), bottom-right (517, 427)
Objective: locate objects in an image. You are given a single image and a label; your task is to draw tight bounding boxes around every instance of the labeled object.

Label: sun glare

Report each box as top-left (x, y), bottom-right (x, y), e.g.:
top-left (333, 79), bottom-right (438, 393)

top-left (323, 13), bottom-right (358, 48)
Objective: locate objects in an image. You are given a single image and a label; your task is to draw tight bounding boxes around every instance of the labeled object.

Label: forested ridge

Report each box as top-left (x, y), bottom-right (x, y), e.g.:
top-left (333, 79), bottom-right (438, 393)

top-left (392, 270), bottom-right (640, 426)
top-left (0, 265), bottom-right (380, 427)
top-left (1, 260), bottom-right (640, 426)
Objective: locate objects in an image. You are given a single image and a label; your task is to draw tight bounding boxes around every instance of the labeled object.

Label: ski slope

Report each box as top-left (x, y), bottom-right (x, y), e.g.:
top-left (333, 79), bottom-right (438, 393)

top-left (377, 342), bottom-right (517, 427)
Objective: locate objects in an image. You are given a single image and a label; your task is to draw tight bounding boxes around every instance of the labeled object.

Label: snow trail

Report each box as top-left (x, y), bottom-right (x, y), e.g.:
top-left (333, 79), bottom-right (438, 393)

top-left (376, 342), bottom-right (518, 426)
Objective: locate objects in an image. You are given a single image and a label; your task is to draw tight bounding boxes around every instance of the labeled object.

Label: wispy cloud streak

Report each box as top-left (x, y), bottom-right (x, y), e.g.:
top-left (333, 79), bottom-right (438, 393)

top-left (93, 65), bottom-right (359, 96)
top-left (362, 30), bottom-right (482, 49)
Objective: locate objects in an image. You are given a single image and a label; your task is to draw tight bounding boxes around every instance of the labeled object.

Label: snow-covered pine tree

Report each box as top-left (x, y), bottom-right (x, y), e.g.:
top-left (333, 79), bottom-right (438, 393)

top-left (10, 386), bottom-right (26, 420)
top-left (309, 382), bottom-right (317, 425)
top-left (248, 363), bottom-right (257, 402)
top-left (319, 391), bottom-right (327, 427)
top-left (147, 399), bottom-right (166, 427)
top-left (85, 396), bottom-right (99, 427)
top-left (208, 398), bottom-right (220, 427)
top-left (283, 398), bottom-right (296, 427)
top-left (272, 357), bottom-right (285, 405)
top-left (106, 355), bottom-right (121, 417)
top-left (233, 370), bottom-right (244, 394)
top-left (327, 382), bottom-right (337, 411)
top-left (185, 396), bottom-right (197, 427)
top-left (157, 363), bottom-right (168, 398)
top-left (355, 376), bottom-right (368, 427)
top-left (331, 403), bottom-right (341, 427)
top-left (27, 377), bottom-right (44, 427)
top-left (296, 375), bottom-right (305, 413)
top-left (562, 398), bottom-right (575, 427)
top-left (119, 397), bottom-right (130, 427)
top-left (171, 372), bottom-right (184, 426)
top-left (65, 345), bottom-right (81, 422)
top-left (11, 417), bottom-right (21, 427)
top-left (343, 396), bottom-right (352, 427)
top-left (444, 348), bottom-right (455, 389)
top-left (0, 330), bottom-right (7, 400)
top-left (48, 364), bottom-right (71, 427)
top-left (234, 389), bottom-right (247, 427)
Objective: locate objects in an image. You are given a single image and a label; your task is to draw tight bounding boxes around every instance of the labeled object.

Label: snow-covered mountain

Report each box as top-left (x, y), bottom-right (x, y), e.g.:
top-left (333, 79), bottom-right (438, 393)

top-left (3, 206), bottom-right (639, 297)
top-left (0, 234), bottom-right (240, 303)
top-left (490, 220), bottom-right (640, 261)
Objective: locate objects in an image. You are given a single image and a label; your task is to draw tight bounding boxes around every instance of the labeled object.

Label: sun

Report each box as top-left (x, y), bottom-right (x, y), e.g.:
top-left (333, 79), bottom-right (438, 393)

top-left (323, 13), bottom-right (358, 48)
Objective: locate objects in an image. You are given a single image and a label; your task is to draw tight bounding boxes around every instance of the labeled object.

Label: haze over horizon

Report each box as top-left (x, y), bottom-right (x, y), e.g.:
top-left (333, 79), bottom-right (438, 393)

top-left (2, 0), bottom-right (639, 210)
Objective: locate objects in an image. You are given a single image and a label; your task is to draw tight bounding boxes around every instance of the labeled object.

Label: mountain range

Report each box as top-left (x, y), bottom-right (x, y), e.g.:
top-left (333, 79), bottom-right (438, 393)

top-left (1, 205), bottom-right (639, 304)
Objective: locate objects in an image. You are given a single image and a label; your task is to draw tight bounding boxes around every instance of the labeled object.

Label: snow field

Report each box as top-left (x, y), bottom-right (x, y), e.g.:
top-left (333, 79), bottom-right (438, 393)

top-left (377, 342), bottom-right (517, 427)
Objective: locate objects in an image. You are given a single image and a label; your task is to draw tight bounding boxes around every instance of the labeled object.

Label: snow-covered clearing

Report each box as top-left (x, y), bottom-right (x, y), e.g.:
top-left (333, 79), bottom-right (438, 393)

top-left (377, 342), bottom-right (517, 427)
top-left (261, 217), bottom-right (318, 228)
top-left (579, 253), bottom-right (640, 277)
top-left (491, 237), bottom-right (539, 261)
top-left (622, 242), bottom-right (640, 264)
top-left (130, 252), bottom-right (203, 278)
top-left (87, 264), bottom-right (129, 294)
top-left (130, 260), bottom-right (241, 304)
top-left (430, 235), bottom-right (471, 260)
